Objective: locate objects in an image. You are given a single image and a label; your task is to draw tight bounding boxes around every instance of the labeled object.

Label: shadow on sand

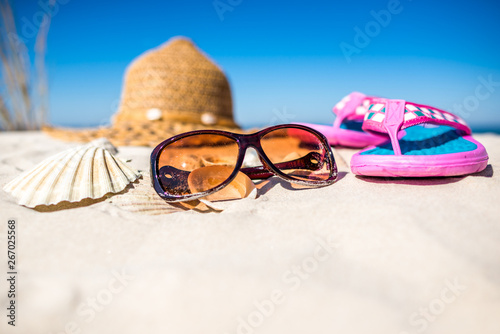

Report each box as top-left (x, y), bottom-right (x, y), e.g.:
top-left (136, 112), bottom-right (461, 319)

top-left (255, 171), bottom-right (348, 196)
top-left (354, 164), bottom-right (493, 186)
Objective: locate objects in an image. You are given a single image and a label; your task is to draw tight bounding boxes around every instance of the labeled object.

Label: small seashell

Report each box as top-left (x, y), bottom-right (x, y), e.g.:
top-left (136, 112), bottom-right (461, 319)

top-left (188, 165), bottom-right (256, 202)
top-left (201, 112), bottom-right (218, 125)
top-left (146, 108), bottom-right (162, 121)
top-left (3, 142), bottom-right (140, 208)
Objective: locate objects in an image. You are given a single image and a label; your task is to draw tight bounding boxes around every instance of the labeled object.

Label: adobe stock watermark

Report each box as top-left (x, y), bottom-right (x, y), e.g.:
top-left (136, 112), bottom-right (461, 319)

top-left (451, 74), bottom-right (500, 119)
top-left (266, 106), bottom-right (296, 127)
top-left (8, 0), bottom-right (69, 48)
top-left (224, 234), bottom-right (339, 334)
top-left (399, 277), bottom-right (467, 334)
top-left (213, 0), bottom-right (243, 21)
top-left (47, 269), bottom-right (134, 334)
top-left (339, 0), bottom-right (406, 64)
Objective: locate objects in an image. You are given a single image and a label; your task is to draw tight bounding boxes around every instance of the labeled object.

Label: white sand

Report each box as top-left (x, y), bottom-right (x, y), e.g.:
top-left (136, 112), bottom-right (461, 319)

top-left (0, 131), bottom-right (499, 334)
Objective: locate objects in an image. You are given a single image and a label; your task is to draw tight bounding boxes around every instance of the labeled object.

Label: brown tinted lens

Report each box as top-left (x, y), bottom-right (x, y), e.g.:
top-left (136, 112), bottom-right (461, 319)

top-left (157, 134), bottom-right (239, 196)
top-left (260, 128), bottom-right (331, 181)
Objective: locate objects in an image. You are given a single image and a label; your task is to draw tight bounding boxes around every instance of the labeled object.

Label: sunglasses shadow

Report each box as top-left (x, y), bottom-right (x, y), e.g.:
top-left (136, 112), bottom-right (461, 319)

top-left (170, 200), bottom-right (223, 214)
top-left (254, 171), bottom-right (348, 196)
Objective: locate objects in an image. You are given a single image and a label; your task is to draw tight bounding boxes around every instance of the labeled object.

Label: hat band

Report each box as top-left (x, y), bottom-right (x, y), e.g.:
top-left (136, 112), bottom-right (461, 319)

top-left (114, 111), bottom-right (239, 128)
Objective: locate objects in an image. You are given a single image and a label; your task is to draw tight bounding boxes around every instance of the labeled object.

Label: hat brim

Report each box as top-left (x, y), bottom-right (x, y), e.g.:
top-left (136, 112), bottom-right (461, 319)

top-left (43, 121), bottom-right (250, 147)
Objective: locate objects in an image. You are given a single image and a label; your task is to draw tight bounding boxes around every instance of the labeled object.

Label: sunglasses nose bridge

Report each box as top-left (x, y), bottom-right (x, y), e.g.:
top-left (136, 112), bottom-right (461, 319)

top-left (245, 132), bottom-right (262, 147)
top-left (238, 133), bottom-right (263, 157)
top-left (245, 140), bottom-right (277, 174)
top-left (236, 134), bottom-right (272, 168)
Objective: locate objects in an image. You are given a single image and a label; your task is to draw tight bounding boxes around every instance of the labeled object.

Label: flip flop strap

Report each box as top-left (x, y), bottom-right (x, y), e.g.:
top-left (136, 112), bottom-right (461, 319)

top-left (332, 92), bottom-right (368, 128)
top-left (362, 98), bottom-right (472, 155)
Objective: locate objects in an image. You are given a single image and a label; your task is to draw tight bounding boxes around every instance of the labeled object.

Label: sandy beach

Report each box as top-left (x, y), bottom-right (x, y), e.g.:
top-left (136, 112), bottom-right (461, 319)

top-left (0, 130), bottom-right (499, 334)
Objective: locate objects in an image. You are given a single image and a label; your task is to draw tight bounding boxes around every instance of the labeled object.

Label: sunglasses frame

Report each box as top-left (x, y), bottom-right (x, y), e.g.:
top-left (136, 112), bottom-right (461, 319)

top-left (150, 124), bottom-right (338, 202)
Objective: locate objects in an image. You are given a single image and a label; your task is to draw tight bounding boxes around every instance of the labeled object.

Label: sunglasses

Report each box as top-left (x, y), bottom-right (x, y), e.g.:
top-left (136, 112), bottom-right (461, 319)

top-left (150, 124), bottom-right (338, 202)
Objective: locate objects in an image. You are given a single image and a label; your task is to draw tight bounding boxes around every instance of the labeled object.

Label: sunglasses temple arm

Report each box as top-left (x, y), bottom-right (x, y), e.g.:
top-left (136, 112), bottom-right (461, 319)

top-left (240, 152), bottom-right (323, 180)
top-left (240, 166), bottom-right (274, 180)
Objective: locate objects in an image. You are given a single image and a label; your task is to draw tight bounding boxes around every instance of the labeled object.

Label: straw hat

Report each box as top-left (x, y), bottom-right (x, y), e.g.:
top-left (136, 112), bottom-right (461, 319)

top-left (43, 36), bottom-right (242, 146)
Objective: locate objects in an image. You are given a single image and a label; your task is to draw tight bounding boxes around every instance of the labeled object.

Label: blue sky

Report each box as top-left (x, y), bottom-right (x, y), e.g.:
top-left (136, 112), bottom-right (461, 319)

top-left (12, 0), bottom-right (500, 130)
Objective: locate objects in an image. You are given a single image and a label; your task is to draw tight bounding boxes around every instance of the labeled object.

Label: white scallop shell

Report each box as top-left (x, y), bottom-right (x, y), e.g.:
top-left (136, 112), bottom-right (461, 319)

top-left (89, 137), bottom-right (119, 154)
top-left (3, 140), bottom-right (140, 208)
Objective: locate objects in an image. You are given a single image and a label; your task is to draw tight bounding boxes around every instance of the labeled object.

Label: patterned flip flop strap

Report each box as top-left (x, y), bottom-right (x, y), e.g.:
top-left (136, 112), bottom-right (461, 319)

top-left (332, 92), bottom-right (379, 127)
top-left (362, 98), bottom-right (471, 155)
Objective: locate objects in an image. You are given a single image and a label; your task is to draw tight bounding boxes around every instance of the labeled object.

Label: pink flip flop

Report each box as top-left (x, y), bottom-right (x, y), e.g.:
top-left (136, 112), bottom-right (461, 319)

top-left (297, 92), bottom-right (387, 148)
top-left (351, 98), bottom-right (489, 177)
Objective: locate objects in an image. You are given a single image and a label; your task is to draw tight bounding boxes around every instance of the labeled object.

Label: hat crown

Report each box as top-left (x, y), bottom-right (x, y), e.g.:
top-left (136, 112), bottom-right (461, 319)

top-left (114, 36), bottom-right (236, 127)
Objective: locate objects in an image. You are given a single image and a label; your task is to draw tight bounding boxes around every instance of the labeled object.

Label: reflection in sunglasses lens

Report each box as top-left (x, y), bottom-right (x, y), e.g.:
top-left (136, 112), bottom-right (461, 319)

top-left (157, 134), bottom-right (239, 196)
top-left (260, 128), bottom-right (331, 181)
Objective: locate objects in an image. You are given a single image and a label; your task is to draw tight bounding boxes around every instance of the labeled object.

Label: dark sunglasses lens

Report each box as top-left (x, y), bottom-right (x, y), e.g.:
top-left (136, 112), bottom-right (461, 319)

top-left (157, 134), bottom-right (239, 197)
top-left (260, 127), bottom-right (332, 181)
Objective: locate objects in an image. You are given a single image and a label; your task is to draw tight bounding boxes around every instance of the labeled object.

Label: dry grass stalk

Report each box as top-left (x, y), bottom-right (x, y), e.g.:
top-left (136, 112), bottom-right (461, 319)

top-left (0, 0), bottom-right (53, 131)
